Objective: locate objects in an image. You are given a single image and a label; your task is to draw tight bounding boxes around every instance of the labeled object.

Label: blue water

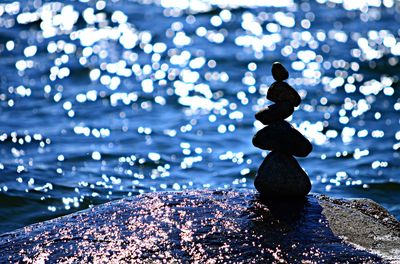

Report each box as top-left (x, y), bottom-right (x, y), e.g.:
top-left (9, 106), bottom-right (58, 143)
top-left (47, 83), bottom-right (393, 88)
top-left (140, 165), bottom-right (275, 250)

top-left (0, 0), bottom-right (399, 234)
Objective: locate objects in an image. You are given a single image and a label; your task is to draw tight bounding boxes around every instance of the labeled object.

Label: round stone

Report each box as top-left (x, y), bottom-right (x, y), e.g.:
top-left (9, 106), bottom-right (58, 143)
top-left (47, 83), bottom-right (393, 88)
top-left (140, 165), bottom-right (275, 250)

top-left (254, 151), bottom-right (311, 197)
top-left (255, 102), bottom-right (294, 125)
top-left (271, 62), bottom-right (289, 81)
top-left (252, 120), bottom-right (313, 157)
top-left (267, 82), bottom-right (301, 107)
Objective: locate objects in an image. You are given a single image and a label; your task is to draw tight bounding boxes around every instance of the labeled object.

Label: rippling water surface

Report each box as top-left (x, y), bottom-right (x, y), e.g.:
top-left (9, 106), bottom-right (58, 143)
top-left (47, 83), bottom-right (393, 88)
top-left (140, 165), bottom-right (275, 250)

top-left (0, 0), bottom-right (399, 233)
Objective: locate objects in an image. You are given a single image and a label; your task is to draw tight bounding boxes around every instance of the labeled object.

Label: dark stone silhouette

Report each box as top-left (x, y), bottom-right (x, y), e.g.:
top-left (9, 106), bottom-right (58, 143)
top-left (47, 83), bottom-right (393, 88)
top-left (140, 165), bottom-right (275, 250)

top-left (267, 82), bottom-right (301, 107)
top-left (252, 121), bottom-right (312, 157)
top-left (253, 62), bottom-right (312, 197)
top-left (271, 62), bottom-right (289, 81)
top-left (254, 152), bottom-right (311, 196)
top-left (255, 102), bottom-right (294, 125)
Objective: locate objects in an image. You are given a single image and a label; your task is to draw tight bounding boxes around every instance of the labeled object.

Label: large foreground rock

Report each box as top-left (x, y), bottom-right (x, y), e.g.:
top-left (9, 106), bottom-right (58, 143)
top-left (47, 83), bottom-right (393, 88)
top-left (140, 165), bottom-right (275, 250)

top-left (1, 190), bottom-right (399, 263)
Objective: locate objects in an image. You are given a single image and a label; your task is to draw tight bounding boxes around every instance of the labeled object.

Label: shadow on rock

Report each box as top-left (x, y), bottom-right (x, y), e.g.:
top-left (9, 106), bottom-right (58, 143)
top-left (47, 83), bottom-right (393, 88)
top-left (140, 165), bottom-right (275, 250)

top-left (247, 193), bottom-right (385, 263)
top-left (257, 195), bottom-right (309, 224)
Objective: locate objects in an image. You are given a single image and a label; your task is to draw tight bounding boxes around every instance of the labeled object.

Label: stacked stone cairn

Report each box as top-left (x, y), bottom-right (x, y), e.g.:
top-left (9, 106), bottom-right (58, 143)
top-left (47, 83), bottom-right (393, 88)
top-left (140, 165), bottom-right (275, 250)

top-left (253, 62), bottom-right (312, 198)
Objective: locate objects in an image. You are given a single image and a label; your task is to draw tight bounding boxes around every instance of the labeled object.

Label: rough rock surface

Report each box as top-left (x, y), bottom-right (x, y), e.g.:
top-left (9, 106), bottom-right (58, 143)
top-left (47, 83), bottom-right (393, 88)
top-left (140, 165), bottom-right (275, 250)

top-left (252, 120), bottom-right (313, 157)
top-left (1, 190), bottom-right (399, 263)
top-left (254, 152), bottom-right (311, 197)
top-left (267, 82), bottom-right (301, 107)
top-left (255, 102), bottom-right (294, 125)
top-left (318, 195), bottom-right (400, 263)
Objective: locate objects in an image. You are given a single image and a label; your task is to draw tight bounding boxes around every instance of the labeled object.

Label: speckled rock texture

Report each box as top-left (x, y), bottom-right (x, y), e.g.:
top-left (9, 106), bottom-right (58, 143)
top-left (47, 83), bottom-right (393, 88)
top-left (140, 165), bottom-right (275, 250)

top-left (1, 190), bottom-right (398, 263)
top-left (317, 195), bottom-right (400, 263)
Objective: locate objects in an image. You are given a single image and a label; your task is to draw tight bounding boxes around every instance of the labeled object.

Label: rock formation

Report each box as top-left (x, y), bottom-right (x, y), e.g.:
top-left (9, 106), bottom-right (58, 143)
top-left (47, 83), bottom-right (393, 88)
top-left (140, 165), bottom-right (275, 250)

top-left (1, 190), bottom-right (399, 263)
top-left (253, 62), bottom-right (312, 197)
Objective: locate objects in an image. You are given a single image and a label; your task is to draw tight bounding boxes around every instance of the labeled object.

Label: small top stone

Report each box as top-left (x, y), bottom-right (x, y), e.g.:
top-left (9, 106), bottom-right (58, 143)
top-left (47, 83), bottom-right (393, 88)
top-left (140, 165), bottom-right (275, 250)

top-left (271, 62), bottom-right (289, 81)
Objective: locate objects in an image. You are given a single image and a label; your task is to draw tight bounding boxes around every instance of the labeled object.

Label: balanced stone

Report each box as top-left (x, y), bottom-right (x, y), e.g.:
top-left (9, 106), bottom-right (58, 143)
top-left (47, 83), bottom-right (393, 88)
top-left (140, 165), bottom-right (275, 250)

top-left (252, 120), bottom-right (312, 157)
top-left (255, 102), bottom-right (294, 125)
top-left (267, 82), bottom-right (301, 107)
top-left (254, 151), bottom-right (311, 197)
top-left (252, 61), bottom-right (313, 198)
top-left (271, 62), bottom-right (289, 81)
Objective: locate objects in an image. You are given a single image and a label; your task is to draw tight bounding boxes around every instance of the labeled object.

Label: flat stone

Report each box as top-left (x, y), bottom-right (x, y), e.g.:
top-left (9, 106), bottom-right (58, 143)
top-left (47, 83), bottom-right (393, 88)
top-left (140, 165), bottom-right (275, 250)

top-left (271, 62), bottom-right (289, 81)
top-left (254, 151), bottom-right (311, 197)
top-left (1, 189), bottom-right (397, 263)
top-left (255, 102), bottom-right (294, 125)
top-left (252, 120), bottom-right (313, 157)
top-left (267, 82), bottom-right (301, 107)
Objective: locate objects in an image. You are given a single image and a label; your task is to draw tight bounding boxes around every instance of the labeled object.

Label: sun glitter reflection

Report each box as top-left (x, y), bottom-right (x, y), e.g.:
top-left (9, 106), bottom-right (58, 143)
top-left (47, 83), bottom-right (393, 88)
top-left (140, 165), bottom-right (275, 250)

top-left (0, 0), bottom-right (399, 228)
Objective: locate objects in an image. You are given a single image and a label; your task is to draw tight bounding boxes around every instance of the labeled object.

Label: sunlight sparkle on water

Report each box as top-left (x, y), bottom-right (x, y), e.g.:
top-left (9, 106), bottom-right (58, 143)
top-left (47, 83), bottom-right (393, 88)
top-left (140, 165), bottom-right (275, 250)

top-left (0, 0), bottom-right (399, 225)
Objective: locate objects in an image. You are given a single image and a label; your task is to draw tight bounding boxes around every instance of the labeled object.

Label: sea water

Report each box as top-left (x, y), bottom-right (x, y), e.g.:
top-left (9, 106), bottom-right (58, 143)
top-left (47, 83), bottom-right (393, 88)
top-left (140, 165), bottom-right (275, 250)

top-left (0, 0), bottom-right (399, 233)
